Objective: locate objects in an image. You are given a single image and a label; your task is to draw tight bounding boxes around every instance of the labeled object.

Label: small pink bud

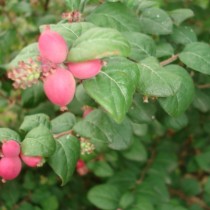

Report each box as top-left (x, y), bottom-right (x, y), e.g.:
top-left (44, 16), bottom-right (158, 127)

top-left (0, 157), bottom-right (22, 181)
top-left (67, 59), bottom-right (102, 79)
top-left (20, 153), bottom-right (43, 167)
top-left (2, 140), bottom-right (20, 157)
top-left (82, 106), bottom-right (94, 118)
top-left (76, 159), bottom-right (89, 176)
top-left (44, 68), bottom-right (76, 109)
top-left (38, 28), bottom-right (68, 64)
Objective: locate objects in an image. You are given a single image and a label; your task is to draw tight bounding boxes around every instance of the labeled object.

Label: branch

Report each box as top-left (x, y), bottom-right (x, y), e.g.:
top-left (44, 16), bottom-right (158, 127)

top-left (169, 188), bottom-right (210, 210)
top-left (160, 54), bottom-right (179, 66)
top-left (53, 130), bottom-right (73, 139)
top-left (197, 83), bottom-right (210, 89)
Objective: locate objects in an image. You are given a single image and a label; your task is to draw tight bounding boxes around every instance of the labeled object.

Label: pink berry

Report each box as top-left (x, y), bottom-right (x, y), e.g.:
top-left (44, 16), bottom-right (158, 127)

top-left (82, 106), bottom-right (93, 118)
top-left (0, 157), bottom-right (22, 181)
top-left (44, 68), bottom-right (76, 109)
top-left (38, 28), bottom-right (68, 64)
top-left (67, 59), bottom-right (102, 79)
top-left (20, 153), bottom-right (43, 167)
top-left (2, 140), bottom-right (20, 157)
top-left (76, 160), bottom-right (89, 176)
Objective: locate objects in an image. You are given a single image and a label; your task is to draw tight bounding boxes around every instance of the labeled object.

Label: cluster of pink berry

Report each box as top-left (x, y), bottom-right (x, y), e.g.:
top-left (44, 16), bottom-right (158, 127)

top-left (38, 27), bottom-right (103, 110)
top-left (0, 140), bottom-right (42, 182)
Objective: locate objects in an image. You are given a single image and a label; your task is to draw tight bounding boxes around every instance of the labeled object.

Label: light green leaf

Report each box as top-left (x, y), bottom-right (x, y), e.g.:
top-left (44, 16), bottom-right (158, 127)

top-left (67, 27), bottom-right (130, 62)
top-left (20, 114), bottom-right (51, 133)
top-left (139, 8), bottom-right (173, 35)
top-left (0, 128), bottom-right (21, 142)
top-left (169, 9), bottom-right (194, 26)
top-left (48, 135), bottom-right (80, 185)
top-left (138, 57), bottom-right (181, 97)
top-left (51, 112), bottom-right (76, 134)
top-left (159, 65), bottom-right (195, 116)
top-left (84, 57), bottom-right (139, 123)
top-left (193, 89), bottom-right (210, 112)
top-left (40, 22), bottom-right (96, 47)
top-left (170, 26), bottom-right (197, 45)
top-left (9, 43), bottom-right (39, 68)
top-left (21, 126), bottom-right (55, 157)
top-left (86, 2), bottom-right (141, 32)
top-left (123, 32), bottom-right (156, 61)
top-left (156, 42), bottom-right (174, 58)
top-left (73, 109), bottom-right (133, 150)
top-left (179, 42), bottom-right (210, 75)
top-left (88, 184), bottom-right (121, 210)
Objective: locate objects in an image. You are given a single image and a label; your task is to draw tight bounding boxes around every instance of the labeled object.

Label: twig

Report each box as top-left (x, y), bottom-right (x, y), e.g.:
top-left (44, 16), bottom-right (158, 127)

top-left (160, 54), bottom-right (179, 66)
top-left (197, 83), bottom-right (210, 89)
top-left (53, 130), bottom-right (73, 139)
top-left (136, 148), bottom-right (156, 184)
top-left (44, 0), bottom-right (50, 11)
top-left (169, 188), bottom-right (210, 210)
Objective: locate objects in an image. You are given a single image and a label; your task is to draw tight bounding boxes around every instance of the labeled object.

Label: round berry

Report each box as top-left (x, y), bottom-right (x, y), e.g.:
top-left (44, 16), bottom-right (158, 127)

top-left (20, 153), bottom-right (43, 167)
top-left (2, 140), bottom-right (20, 157)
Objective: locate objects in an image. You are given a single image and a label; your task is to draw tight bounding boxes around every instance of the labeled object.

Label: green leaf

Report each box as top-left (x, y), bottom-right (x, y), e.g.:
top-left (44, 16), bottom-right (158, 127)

top-left (20, 114), bottom-right (51, 133)
top-left (164, 114), bottom-right (188, 131)
top-left (21, 125), bottom-right (55, 157)
top-left (40, 22), bottom-right (96, 47)
top-left (180, 178), bottom-right (201, 196)
top-left (67, 27), bottom-right (130, 62)
top-left (193, 89), bottom-right (210, 113)
top-left (194, 0), bottom-right (209, 9)
top-left (179, 42), bottom-right (210, 75)
top-left (169, 9), bottom-right (194, 26)
top-left (128, 93), bottom-right (156, 124)
top-left (9, 43), bottom-right (39, 67)
top-left (159, 65), bottom-right (195, 116)
top-left (170, 26), bottom-right (197, 45)
top-left (137, 57), bottom-right (181, 97)
top-left (156, 42), bottom-right (174, 58)
top-left (123, 32), bottom-right (156, 62)
top-left (73, 109), bottom-right (133, 150)
top-left (84, 57), bottom-right (139, 123)
top-left (123, 0), bottom-right (158, 13)
top-left (51, 112), bottom-right (76, 134)
top-left (0, 128), bottom-right (21, 142)
top-left (195, 151), bottom-right (210, 172)
top-left (88, 161), bottom-right (114, 177)
top-left (48, 135), bottom-right (80, 186)
top-left (88, 184), bottom-right (121, 210)
top-left (65, 0), bottom-right (80, 11)
top-left (122, 136), bottom-right (148, 162)
top-left (21, 82), bottom-right (46, 108)
top-left (139, 8), bottom-right (173, 35)
top-left (132, 197), bottom-right (154, 210)
top-left (86, 2), bottom-right (141, 32)
top-left (119, 192), bottom-right (135, 209)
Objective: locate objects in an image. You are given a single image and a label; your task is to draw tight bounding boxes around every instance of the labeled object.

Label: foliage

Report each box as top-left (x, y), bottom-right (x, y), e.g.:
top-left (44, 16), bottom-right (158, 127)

top-left (1, 0), bottom-right (210, 209)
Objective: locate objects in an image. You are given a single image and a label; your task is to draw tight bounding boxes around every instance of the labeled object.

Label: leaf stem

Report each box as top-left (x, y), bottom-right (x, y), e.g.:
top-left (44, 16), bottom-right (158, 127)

top-left (197, 83), bottom-right (210, 89)
top-left (160, 54), bottom-right (179, 66)
top-left (53, 130), bottom-right (74, 139)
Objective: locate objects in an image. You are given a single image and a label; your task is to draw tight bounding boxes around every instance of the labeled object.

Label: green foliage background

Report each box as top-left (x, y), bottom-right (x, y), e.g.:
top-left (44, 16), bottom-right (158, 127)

top-left (1, 0), bottom-right (210, 210)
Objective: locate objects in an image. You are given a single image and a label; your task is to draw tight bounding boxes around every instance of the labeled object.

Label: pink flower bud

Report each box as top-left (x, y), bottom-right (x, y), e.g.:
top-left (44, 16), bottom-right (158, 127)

top-left (20, 153), bottom-right (43, 167)
top-left (2, 140), bottom-right (20, 157)
top-left (76, 159), bottom-right (89, 176)
top-left (67, 59), bottom-right (102, 79)
top-left (0, 157), bottom-right (22, 181)
top-left (44, 68), bottom-right (76, 110)
top-left (38, 28), bottom-right (68, 64)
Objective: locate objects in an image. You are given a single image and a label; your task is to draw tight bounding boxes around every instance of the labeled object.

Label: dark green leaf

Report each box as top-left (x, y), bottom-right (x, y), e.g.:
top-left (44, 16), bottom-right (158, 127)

top-left (86, 2), bottom-right (141, 32)
top-left (48, 135), bottom-right (80, 185)
top-left (179, 42), bottom-right (210, 75)
top-left (119, 192), bottom-right (135, 209)
top-left (21, 125), bottom-right (55, 157)
top-left (20, 113), bottom-right (51, 133)
top-left (138, 57), bottom-right (181, 97)
top-left (193, 89), bottom-right (210, 112)
top-left (139, 8), bottom-right (173, 35)
top-left (51, 112), bottom-right (76, 134)
top-left (0, 128), bottom-right (21, 142)
top-left (67, 27), bottom-right (130, 62)
top-left (88, 184), bottom-right (121, 210)
top-left (123, 32), bottom-right (156, 61)
top-left (84, 57), bottom-right (139, 123)
top-left (73, 109), bottom-right (133, 150)
top-left (156, 42), bottom-right (174, 58)
top-left (159, 65), bottom-right (195, 116)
